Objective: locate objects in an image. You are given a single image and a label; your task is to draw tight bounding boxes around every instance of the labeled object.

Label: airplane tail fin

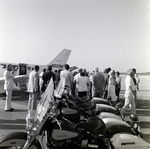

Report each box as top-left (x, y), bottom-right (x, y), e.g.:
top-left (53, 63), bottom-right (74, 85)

top-left (48, 49), bottom-right (71, 65)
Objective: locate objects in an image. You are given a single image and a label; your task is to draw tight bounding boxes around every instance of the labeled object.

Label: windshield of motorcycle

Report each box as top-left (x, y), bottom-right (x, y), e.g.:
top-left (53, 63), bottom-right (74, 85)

top-left (35, 94), bottom-right (55, 122)
top-left (35, 78), bottom-right (56, 123)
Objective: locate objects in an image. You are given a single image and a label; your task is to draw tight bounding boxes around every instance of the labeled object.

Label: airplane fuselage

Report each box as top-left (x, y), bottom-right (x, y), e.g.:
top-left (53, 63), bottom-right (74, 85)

top-left (0, 63), bottom-right (65, 77)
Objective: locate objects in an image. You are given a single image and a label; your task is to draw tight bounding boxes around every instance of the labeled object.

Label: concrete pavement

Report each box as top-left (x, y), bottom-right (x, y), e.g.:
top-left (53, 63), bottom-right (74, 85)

top-left (0, 91), bottom-right (29, 137)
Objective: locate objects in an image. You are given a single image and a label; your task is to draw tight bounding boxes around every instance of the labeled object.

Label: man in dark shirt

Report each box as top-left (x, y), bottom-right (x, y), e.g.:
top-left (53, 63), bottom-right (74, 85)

top-left (42, 65), bottom-right (56, 92)
top-left (91, 68), bottom-right (105, 98)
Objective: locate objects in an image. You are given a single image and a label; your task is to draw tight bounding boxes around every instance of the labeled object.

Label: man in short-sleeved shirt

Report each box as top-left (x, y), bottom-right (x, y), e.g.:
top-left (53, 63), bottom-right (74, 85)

top-left (121, 69), bottom-right (136, 117)
top-left (76, 71), bottom-right (90, 98)
top-left (125, 75), bottom-right (134, 91)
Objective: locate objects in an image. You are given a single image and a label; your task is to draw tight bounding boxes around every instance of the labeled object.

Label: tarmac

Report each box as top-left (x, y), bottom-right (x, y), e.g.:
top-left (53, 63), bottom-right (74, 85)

top-left (0, 90), bottom-right (149, 144)
top-left (0, 91), bottom-right (29, 137)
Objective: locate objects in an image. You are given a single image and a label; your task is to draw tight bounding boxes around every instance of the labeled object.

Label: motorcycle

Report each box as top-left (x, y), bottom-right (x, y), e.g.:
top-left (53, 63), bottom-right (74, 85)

top-left (55, 86), bottom-right (123, 120)
top-left (57, 95), bottom-right (96, 123)
top-left (98, 111), bottom-right (144, 138)
top-left (58, 92), bottom-right (144, 139)
top-left (0, 79), bottom-right (149, 149)
top-left (58, 92), bottom-right (123, 124)
top-left (60, 93), bottom-right (144, 139)
top-left (0, 80), bottom-right (110, 149)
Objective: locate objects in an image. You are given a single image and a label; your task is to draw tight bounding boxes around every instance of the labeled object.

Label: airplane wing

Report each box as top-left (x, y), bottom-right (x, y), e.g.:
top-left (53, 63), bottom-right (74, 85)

top-left (13, 75), bottom-right (29, 91)
top-left (13, 75), bottom-right (29, 82)
top-left (0, 75), bottom-right (29, 93)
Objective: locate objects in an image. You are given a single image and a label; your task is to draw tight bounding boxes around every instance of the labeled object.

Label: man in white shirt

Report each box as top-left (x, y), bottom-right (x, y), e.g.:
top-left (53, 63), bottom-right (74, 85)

top-left (57, 64), bottom-right (73, 97)
top-left (132, 68), bottom-right (140, 107)
top-left (121, 69), bottom-right (136, 117)
top-left (76, 71), bottom-right (90, 99)
top-left (73, 68), bottom-right (83, 97)
top-left (39, 68), bottom-right (46, 94)
top-left (4, 64), bottom-right (17, 111)
top-left (28, 65), bottom-right (39, 110)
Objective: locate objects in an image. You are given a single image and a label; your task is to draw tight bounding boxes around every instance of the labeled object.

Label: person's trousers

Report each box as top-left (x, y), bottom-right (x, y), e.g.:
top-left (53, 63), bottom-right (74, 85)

top-left (77, 91), bottom-right (88, 98)
top-left (121, 92), bottom-right (136, 116)
top-left (28, 92), bottom-right (37, 110)
top-left (102, 90), bottom-right (108, 99)
top-left (132, 91), bottom-right (137, 107)
top-left (5, 89), bottom-right (12, 110)
top-left (92, 88), bottom-right (103, 98)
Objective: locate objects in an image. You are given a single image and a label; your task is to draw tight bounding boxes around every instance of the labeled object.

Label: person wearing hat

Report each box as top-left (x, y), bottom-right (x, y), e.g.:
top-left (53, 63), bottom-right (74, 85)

top-left (3, 64), bottom-right (17, 112)
top-left (121, 69), bottom-right (136, 118)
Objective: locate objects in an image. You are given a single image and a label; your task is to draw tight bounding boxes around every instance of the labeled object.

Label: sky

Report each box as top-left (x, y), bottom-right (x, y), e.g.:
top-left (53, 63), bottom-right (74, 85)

top-left (0, 0), bottom-right (150, 73)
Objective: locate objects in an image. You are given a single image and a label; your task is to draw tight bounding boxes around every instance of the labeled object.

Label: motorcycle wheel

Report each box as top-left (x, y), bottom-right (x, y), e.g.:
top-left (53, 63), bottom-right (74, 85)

top-left (4, 139), bottom-right (40, 149)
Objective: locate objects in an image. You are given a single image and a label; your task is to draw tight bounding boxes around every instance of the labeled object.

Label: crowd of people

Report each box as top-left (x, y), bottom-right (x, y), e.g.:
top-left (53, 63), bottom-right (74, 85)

top-left (3, 63), bottom-right (140, 118)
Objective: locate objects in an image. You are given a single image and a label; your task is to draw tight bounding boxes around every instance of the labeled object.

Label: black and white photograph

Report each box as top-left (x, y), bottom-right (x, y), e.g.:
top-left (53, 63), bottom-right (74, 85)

top-left (0, 0), bottom-right (150, 148)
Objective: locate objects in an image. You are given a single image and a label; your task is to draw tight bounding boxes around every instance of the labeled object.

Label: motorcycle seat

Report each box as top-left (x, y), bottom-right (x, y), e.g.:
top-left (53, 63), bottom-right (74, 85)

top-left (77, 116), bottom-right (106, 137)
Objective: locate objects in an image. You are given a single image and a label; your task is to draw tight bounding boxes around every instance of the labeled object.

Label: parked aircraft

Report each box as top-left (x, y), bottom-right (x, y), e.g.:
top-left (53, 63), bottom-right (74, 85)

top-left (0, 49), bottom-right (71, 93)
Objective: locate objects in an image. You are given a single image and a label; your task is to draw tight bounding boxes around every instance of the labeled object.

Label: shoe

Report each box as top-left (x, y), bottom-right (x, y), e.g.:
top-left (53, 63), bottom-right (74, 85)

top-left (5, 108), bottom-right (14, 112)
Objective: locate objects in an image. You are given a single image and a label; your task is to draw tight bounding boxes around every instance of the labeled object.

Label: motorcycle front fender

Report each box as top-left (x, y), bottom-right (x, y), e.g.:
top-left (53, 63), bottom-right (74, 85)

top-left (0, 131), bottom-right (42, 149)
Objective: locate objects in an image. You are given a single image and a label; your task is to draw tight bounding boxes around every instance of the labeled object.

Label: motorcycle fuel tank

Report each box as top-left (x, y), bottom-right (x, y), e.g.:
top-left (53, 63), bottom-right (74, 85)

top-left (52, 129), bottom-right (79, 141)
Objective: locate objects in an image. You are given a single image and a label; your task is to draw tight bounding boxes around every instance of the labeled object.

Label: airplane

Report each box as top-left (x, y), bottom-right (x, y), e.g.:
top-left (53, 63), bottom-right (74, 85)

top-left (0, 49), bottom-right (71, 93)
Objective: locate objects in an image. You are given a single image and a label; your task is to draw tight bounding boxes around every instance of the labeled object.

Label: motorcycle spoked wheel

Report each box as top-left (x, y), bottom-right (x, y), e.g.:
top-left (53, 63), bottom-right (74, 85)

top-left (4, 139), bottom-right (41, 149)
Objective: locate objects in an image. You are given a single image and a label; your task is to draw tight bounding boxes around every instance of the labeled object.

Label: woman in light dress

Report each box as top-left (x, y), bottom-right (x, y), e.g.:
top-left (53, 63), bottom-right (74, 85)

top-left (107, 70), bottom-right (117, 106)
